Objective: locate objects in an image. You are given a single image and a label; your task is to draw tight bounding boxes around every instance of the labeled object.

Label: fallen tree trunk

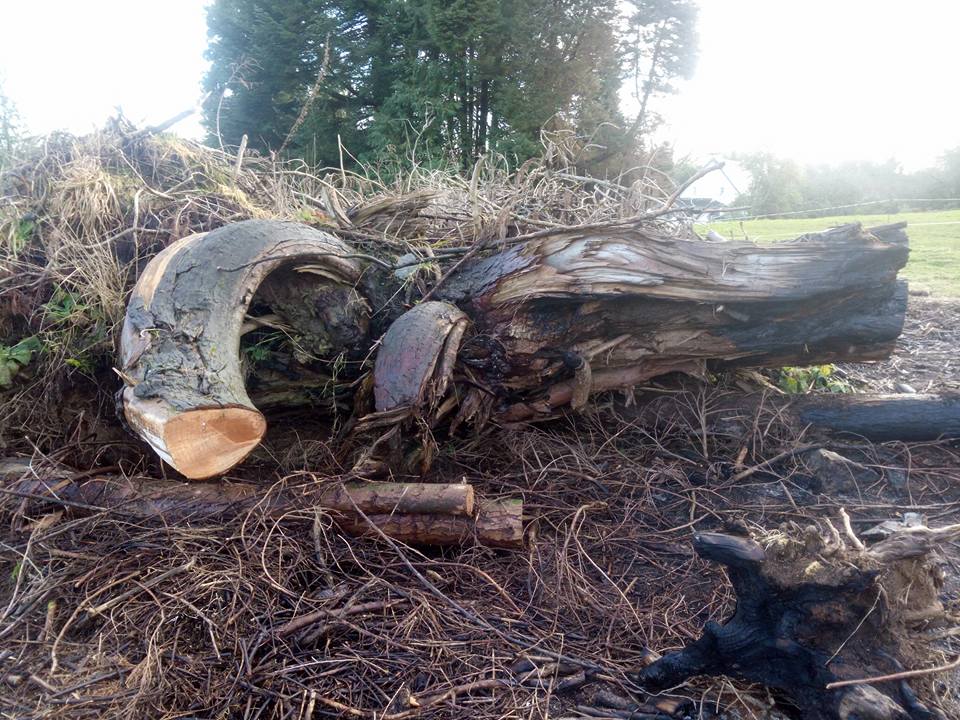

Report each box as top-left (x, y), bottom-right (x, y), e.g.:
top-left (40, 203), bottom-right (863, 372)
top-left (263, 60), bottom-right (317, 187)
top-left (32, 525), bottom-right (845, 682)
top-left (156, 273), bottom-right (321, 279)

top-left (0, 460), bottom-right (524, 548)
top-left (119, 220), bottom-right (910, 477)
top-left (438, 223), bottom-right (908, 423)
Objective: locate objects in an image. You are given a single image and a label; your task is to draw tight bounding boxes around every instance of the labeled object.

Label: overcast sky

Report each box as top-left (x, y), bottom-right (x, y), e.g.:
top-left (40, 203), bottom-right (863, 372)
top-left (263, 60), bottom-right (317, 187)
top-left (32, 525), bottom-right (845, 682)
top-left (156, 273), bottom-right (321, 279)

top-left (0, 0), bottom-right (957, 171)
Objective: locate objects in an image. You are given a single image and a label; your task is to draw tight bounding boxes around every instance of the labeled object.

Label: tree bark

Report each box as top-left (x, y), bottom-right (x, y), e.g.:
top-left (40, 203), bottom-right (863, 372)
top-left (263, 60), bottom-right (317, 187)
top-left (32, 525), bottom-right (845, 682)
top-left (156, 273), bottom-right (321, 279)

top-left (118, 220), bottom-right (367, 480)
top-left (1, 460), bottom-right (524, 548)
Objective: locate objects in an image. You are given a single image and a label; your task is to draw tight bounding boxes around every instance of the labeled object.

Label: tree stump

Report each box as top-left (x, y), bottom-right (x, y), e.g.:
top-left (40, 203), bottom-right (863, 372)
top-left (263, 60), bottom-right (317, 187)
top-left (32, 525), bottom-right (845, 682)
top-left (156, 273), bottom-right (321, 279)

top-left (636, 526), bottom-right (954, 719)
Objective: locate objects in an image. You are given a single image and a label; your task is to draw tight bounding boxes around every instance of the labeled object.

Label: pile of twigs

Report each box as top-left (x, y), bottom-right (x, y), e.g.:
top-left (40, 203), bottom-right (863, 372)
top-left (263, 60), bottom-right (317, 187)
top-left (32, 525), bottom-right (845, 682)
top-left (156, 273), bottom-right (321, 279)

top-left (2, 374), bottom-right (960, 718)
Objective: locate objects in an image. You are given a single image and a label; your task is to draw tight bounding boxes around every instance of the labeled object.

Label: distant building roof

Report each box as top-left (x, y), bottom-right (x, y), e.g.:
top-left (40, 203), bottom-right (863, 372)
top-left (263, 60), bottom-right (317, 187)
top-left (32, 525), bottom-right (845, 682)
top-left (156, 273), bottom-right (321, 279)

top-left (680, 159), bottom-right (750, 204)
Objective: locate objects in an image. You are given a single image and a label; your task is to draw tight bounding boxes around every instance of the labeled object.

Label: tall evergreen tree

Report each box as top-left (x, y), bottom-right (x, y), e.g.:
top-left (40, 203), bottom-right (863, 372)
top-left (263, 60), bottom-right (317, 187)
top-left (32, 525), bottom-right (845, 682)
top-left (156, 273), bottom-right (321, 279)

top-left (202, 0), bottom-right (698, 169)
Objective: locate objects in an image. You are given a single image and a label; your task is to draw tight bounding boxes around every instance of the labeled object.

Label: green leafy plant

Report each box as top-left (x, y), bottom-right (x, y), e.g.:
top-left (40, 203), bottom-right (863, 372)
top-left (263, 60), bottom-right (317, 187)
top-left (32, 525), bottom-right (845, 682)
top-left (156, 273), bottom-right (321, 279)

top-left (242, 331), bottom-right (286, 366)
top-left (0, 336), bottom-right (42, 388)
top-left (777, 364), bottom-right (851, 394)
top-left (43, 287), bottom-right (87, 324)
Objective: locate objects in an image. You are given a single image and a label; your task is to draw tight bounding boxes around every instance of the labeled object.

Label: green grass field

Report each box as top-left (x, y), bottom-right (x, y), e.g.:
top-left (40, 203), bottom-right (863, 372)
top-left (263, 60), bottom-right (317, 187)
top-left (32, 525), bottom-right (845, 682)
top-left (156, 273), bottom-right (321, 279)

top-left (697, 209), bottom-right (960, 297)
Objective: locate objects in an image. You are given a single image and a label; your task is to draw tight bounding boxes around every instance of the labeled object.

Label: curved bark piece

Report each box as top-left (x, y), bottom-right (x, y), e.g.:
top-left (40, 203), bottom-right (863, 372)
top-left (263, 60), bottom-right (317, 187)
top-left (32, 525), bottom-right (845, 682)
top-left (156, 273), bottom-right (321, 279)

top-left (371, 300), bottom-right (469, 414)
top-left (119, 220), bottom-right (365, 479)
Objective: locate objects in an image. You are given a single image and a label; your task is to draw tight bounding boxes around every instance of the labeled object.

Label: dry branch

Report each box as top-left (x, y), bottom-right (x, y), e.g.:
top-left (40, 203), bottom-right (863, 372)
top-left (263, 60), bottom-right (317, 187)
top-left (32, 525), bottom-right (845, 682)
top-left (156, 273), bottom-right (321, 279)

top-left (0, 460), bottom-right (523, 548)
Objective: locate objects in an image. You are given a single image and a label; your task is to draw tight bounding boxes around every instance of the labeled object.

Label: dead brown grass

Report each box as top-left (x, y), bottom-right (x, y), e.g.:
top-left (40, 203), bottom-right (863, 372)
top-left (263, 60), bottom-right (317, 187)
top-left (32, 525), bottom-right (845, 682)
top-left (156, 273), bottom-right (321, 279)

top-left (1, 378), bottom-right (959, 719)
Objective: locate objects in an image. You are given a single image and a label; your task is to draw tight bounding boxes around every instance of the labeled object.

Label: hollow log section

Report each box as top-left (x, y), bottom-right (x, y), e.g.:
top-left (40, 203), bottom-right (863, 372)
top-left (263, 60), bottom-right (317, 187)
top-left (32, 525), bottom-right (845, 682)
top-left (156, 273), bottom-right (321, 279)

top-left (119, 221), bottom-right (367, 479)
top-left (0, 460), bottom-right (524, 548)
top-left (637, 530), bottom-right (950, 720)
top-left (120, 220), bottom-right (909, 477)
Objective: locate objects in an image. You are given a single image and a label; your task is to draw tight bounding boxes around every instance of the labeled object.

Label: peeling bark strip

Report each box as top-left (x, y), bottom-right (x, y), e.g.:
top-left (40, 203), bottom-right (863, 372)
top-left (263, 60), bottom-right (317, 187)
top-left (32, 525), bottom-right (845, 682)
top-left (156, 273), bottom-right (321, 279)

top-left (2, 461), bottom-right (523, 548)
top-left (372, 301), bottom-right (468, 413)
top-left (440, 223), bottom-right (909, 420)
top-left (119, 220), bottom-right (366, 479)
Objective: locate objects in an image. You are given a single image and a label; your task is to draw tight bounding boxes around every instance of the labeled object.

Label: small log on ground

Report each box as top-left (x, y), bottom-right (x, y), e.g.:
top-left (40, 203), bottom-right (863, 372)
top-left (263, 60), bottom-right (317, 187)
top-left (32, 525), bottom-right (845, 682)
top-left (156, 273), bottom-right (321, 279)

top-left (792, 392), bottom-right (960, 441)
top-left (635, 526), bottom-right (954, 719)
top-left (119, 220), bottom-right (368, 480)
top-left (1, 460), bottom-right (523, 548)
top-left (335, 498), bottom-right (524, 548)
top-left (625, 389), bottom-right (960, 443)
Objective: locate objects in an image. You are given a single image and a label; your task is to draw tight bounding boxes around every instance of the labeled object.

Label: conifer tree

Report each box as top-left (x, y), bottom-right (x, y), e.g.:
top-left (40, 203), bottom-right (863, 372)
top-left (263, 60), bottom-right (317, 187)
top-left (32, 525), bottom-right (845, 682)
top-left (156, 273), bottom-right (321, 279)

top-left (202, 0), bottom-right (698, 170)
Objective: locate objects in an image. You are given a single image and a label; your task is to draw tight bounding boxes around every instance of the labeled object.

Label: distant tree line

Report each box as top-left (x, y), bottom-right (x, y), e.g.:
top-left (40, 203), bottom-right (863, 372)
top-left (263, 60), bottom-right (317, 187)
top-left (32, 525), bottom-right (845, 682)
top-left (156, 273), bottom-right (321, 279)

top-left (201, 0), bottom-right (698, 172)
top-left (0, 81), bottom-right (24, 172)
top-left (736, 151), bottom-right (960, 217)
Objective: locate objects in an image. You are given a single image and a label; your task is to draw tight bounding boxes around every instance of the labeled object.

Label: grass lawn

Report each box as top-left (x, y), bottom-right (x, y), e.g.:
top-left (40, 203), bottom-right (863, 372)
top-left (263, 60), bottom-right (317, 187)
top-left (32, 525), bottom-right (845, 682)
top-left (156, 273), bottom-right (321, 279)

top-left (697, 209), bottom-right (960, 297)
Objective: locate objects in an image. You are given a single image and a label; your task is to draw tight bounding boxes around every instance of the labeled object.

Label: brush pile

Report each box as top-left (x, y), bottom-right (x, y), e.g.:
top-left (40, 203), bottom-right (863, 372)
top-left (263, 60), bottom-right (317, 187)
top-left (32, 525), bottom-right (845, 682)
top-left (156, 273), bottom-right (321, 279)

top-left (1, 119), bottom-right (959, 719)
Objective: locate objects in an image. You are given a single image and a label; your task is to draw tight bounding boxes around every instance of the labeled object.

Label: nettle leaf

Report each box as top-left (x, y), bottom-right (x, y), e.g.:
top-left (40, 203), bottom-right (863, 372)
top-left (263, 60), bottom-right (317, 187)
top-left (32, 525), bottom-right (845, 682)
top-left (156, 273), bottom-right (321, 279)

top-left (8, 336), bottom-right (41, 365)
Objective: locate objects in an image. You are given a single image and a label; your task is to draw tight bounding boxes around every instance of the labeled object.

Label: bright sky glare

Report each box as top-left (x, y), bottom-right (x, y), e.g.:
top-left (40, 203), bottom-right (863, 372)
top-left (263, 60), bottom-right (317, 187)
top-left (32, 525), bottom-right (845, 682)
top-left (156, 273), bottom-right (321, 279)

top-left (653, 0), bottom-right (960, 171)
top-left (0, 0), bottom-right (957, 171)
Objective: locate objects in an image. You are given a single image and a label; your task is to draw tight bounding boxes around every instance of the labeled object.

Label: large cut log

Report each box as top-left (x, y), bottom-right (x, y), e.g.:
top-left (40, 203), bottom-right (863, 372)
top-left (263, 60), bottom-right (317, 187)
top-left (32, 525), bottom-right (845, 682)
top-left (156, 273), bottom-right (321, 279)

top-left (119, 220), bottom-right (368, 480)
top-left (636, 526), bottom-right (954, 719)
top-left (119, 220), bottom-right (910, 476)
top-left (0, 460), bottom-right (524, 548)
top-left (437, 223), bottom-right (908, 422)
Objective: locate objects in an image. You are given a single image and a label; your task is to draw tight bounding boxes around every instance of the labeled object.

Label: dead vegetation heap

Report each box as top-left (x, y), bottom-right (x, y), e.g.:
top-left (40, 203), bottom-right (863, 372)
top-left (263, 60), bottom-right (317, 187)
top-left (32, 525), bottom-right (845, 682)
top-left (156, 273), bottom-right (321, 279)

top-left (0, 120), bottom-right (958, 719)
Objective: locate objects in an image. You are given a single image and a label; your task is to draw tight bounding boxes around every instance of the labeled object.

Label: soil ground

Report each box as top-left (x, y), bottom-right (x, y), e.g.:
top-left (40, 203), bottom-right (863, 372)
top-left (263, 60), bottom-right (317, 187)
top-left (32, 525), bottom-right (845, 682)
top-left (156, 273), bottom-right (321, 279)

top-left (0, 299), bottom-right (958, 720)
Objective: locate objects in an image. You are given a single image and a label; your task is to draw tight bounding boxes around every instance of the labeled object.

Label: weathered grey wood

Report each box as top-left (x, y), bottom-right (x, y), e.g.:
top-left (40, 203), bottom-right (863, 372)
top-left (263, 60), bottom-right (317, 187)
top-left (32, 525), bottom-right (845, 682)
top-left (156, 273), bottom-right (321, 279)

top-left (436, 222), bottom-right (909, 421)
top-left (119, 220), bottom-right (367, 479)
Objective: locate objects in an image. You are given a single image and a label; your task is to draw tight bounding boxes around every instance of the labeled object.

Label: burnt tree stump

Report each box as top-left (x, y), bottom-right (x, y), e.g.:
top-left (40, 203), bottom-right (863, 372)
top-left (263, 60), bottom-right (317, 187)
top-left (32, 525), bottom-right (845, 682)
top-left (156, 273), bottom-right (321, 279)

top-left (636, 529), bottom-right (952, 719)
